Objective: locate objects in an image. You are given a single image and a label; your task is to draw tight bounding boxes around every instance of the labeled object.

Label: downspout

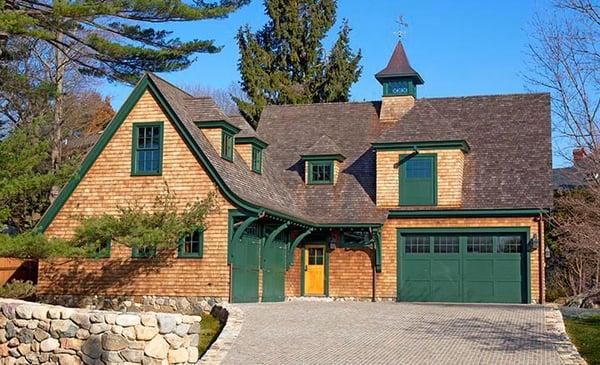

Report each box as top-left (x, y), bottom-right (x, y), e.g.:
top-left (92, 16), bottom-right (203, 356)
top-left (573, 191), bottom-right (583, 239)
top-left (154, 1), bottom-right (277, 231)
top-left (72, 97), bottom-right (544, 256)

top-left (370, 228), bottom-right (377, 302)
top-left (538, 213), bottom-right (545, 304)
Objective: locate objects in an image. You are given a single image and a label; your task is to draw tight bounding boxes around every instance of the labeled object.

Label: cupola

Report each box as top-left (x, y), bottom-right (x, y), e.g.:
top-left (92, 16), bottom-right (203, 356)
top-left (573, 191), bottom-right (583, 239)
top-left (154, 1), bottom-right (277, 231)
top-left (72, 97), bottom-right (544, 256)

top-left (375, 41), bottom-right (423, 122)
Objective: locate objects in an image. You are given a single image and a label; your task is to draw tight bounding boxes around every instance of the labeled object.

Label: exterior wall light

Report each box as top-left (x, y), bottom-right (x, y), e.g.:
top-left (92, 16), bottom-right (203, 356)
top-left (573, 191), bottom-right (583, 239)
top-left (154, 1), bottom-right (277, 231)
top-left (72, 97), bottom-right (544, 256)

top-left (545, 245), bottom-right (551, 259)
top-left (530, 234), bottom-right (540, 251)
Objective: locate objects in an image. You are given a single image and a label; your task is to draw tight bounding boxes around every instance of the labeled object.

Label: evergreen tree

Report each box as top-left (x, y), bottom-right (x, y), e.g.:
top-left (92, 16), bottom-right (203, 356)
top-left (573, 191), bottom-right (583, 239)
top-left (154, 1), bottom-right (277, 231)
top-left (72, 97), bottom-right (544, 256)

top-left (235, 0), bottom-right (362, 125)
top-left (0, 0), bottom-right (249, 169)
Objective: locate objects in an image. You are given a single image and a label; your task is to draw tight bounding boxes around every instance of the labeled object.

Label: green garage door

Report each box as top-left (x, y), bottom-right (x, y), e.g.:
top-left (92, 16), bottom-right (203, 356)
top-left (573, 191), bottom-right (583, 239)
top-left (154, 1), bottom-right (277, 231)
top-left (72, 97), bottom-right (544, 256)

top-left (261, 235), bottom-right (287, 302)
top-left (231, 225), bottom-right (261, 303)
top-left (397, 230), bottom-right (529, 304)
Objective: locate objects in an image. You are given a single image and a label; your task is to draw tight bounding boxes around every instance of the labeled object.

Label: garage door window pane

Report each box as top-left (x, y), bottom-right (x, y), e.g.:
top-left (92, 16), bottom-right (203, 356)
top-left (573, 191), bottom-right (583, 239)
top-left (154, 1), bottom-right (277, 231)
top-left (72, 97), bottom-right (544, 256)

top-left (433, 235), bottom-right (459, 253)
top-left (405, 235), bottom-right (430, 253)
top-left (467, 235), bottom-right (494, 253)
top-left (497, 235), bottom-right (523, 253)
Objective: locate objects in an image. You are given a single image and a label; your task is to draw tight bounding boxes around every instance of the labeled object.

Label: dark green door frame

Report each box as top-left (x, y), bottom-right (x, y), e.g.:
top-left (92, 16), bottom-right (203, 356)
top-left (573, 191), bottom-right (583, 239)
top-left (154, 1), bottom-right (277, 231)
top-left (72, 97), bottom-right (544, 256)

top-left (397, 227), bottom-right (531, 304)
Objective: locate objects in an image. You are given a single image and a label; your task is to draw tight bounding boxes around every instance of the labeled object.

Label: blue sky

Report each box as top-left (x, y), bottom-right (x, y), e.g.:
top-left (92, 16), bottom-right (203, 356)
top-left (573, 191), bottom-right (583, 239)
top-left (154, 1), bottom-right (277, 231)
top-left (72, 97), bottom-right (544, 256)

top-left (101, 0), bottom-right (563, 164)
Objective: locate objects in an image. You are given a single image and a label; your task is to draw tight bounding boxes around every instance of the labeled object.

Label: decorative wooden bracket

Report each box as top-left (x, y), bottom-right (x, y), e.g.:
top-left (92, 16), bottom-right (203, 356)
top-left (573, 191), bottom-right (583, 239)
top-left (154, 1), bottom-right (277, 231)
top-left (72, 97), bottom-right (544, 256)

top-left (261, 222), bottom-right (290, 269)
top-left (228, 215), bottom-right (259, 264)
top-left (287, 228), bottom-right (313, 269)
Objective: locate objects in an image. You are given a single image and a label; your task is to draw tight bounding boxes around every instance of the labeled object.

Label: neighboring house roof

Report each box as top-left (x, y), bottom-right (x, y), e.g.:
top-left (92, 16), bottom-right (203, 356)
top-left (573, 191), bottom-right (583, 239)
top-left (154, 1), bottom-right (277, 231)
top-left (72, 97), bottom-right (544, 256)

top-left (553, 167), bottom-right (585, 189)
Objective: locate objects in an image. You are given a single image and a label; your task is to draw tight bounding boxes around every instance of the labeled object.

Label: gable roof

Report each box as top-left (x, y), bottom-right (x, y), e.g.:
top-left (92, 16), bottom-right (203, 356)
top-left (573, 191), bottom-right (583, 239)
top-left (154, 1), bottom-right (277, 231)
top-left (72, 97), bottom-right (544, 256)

top-left (39, 73), bottom-right (552, 232)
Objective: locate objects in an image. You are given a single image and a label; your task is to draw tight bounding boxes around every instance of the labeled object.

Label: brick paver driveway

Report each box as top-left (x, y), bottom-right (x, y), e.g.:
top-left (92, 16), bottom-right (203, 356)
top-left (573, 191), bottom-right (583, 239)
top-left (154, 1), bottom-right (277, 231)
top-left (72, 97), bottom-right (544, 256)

top-left (222, 301), bottom-right (562, 365)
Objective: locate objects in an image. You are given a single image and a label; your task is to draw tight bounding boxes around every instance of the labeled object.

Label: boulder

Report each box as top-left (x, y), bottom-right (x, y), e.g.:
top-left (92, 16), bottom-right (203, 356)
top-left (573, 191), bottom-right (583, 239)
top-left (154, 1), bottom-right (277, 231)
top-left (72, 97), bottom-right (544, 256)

top-left (167, 348), bottom-right (188, 363)
top-left (31, 306), bottom-right (48, 320)
top-left (70, 313), bottom-right (91, 330)
top-left (121, 349), bottom-right (144, 363)
top-left (15, 305), bottom-right (33, 319)
top-left (81, 335), bottom-right (103, 359)
top-left (50, 319), bottom-right (79, 338)
top-left (156, 314), bottom-right (176, 334)
top-left (140, 314), bottom-right (157, 327)
top-left (33, 328), bottom-right (49, 342)
top-left (135, 325), bottom-right (158, 341)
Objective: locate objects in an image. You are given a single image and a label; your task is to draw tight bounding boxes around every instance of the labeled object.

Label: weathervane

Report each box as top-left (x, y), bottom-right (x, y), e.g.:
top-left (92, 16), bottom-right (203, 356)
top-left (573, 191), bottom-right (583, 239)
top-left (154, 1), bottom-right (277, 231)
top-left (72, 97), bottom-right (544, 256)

top-left (394, 16), bottom-right (408, 40)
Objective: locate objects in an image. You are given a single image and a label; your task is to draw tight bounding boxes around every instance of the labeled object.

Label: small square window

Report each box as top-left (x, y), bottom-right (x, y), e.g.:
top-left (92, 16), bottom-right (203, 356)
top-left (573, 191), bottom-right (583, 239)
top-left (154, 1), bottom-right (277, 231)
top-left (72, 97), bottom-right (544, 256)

top-left (308, 161), bottom-right (333, 184)
top-left (497, 235), bottom-right (523, 253)
top-left (221, 132), bottom-right (234, 161)
top-left (179, 229), bottom-right (204, 258)
top-left (404, 234), bottom-right (430, 254)
top-left (467, 235), bottom-right (494, 253)
top-left (433, 235), bottom-right (459, 253)
top-left (88, 240), bottom-right (111, 259)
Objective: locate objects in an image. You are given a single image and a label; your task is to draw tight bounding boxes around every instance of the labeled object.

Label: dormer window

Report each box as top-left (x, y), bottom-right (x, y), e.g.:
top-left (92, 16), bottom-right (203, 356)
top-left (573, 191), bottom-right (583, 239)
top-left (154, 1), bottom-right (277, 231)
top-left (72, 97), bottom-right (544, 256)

top-left (221, 131), bottom-right (234, 161)
top-left (308, 160), bottom-right (333, 184)
top-left (234, 137), bottom-right (268, 174)
top-left (195, 120), bottom-right (240, 162)
top-left (399, 154), bottom-right (437, 205)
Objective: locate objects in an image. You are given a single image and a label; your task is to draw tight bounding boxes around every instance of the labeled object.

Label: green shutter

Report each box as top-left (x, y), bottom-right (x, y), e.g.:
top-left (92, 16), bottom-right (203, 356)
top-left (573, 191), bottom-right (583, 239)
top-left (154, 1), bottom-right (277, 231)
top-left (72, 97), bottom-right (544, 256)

top-left (399, 154), bottom-right (437, 205)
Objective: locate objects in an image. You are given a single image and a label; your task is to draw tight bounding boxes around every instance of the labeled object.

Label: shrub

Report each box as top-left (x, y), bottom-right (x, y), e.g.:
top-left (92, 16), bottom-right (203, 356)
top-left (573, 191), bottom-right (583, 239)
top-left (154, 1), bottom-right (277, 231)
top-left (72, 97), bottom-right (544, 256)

top-left (0, 280), bottom-right (36, 299)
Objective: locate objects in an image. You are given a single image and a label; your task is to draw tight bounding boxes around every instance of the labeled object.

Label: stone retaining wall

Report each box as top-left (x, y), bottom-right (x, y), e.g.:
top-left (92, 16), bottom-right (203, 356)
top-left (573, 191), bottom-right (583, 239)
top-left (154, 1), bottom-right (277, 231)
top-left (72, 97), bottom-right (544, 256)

top-left (38, 295), bottom-right (221, 315)
top-left (0, 298), bottom-right (202, 364)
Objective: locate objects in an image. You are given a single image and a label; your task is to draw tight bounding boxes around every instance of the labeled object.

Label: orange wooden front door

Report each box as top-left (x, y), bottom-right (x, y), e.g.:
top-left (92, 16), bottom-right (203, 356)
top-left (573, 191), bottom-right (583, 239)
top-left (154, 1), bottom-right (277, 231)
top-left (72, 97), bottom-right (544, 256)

top-left (304, 246), bottom-right (325, 295)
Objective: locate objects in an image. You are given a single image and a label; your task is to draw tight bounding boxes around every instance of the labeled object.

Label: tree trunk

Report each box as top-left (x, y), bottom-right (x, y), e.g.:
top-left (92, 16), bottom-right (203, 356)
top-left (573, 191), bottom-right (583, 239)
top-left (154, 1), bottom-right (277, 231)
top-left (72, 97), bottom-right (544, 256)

top-left (51, 33), bottom-right (65, 173)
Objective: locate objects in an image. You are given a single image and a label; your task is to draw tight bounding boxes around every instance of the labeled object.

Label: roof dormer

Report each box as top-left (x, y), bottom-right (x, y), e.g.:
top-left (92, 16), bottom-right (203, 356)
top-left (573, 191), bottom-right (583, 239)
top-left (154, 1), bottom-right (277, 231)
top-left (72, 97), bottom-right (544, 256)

top-left (235, 137), bottom-right (268, 174)
top-left (302, 135), bottom-right (346, 185)
top-left (195, 120), bottom-right (241, 161)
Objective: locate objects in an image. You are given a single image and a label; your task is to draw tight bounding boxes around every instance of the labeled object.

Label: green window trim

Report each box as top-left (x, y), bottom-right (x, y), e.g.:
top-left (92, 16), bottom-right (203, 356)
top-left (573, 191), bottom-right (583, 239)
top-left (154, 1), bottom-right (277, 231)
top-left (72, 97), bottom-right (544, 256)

top-left (251, 145), bottom-right (262, 174)
top-left (179, 229), bottom-right (204, 258)
top-left (221, 131), bottom-right (234, 161)
top-left (307, 160), bottom-right (334, 185)
top-left (131, 122), bottom-right (164, 176)
top-left (88, 240), bottom-right (111, 259)
top-left (399, 153), bottom-right (437, 206)
top-left (132, 246), bottom-right (156, 259)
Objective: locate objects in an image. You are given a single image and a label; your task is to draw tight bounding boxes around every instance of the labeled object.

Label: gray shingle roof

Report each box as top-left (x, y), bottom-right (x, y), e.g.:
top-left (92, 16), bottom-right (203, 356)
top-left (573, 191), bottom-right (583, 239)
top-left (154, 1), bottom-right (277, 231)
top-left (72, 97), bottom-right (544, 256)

top-left (149, 73), bottom-right (552, 225)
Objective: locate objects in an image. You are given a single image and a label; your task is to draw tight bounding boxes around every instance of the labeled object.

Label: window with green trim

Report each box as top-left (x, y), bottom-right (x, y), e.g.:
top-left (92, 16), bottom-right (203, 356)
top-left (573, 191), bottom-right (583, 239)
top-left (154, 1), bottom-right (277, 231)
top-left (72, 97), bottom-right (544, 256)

top-left (251, 146), bottom-right (262, 173)
top-left (179, 229), bottom-right (204, 258)
top-left (132, 123), bottom-right (163, 175)
top-left (399, 154), bottom-right (437, 205)
top-left (88, 240), bottom-right (111, 259)
top-left (307, 160), bottom-right (333, 184)
top-left (132, 246), bottom-right (156, 258)
top-left (221, 131), bottom-right (234, 161)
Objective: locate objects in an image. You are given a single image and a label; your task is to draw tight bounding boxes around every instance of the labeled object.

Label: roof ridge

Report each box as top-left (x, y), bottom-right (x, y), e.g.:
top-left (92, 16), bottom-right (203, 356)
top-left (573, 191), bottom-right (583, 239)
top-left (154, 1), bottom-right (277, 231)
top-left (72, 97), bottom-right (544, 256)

top-left (264, 100), bottom-right (379, 108)
top-left (420, 92), bottom-right (550, 101)
top-left (146, 72), bottom-right (195, 98)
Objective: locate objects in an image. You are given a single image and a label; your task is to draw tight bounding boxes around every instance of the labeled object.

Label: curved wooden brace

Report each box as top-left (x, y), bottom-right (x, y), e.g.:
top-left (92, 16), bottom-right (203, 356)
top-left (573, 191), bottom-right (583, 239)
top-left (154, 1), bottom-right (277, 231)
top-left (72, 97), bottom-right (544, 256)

top-left (228, 215), bottom-right (259, 263)
top-left (265, 222), bottom-right (289, 248)
top-left (287, 228), bottom-right (313, 269)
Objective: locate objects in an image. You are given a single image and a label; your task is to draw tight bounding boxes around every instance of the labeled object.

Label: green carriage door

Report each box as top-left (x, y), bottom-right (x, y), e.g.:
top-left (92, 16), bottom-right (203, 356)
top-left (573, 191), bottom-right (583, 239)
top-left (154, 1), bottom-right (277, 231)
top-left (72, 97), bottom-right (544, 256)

top-left (231, 224), bottom-right (261, 303)
top-left (398, 232), bottom-right (527, 304)
top-left (261, 229), bottom-right (287, 302)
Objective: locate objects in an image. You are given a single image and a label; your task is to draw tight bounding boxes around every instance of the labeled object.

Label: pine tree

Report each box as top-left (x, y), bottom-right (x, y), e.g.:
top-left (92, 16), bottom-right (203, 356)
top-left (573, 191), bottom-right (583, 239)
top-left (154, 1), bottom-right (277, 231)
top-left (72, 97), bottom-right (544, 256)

top-left (235, 0), bottom-right (362, 125)
top-left (0, 0), bottom-right (249, 169)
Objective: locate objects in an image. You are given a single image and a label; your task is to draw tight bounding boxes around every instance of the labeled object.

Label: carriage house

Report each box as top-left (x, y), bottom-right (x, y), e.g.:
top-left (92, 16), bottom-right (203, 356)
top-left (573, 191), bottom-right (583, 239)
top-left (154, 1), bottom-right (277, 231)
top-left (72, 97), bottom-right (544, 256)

top-left (37, 42), bottom-right (552, 305)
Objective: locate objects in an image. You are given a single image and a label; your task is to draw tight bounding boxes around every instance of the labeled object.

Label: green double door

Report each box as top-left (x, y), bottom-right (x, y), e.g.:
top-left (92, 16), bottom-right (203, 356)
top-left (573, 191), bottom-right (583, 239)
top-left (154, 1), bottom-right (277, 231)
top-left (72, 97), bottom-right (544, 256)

top-left (397, 230), bottom-right (528, 304)
top-left (230, 224), bottom-right (287, 303)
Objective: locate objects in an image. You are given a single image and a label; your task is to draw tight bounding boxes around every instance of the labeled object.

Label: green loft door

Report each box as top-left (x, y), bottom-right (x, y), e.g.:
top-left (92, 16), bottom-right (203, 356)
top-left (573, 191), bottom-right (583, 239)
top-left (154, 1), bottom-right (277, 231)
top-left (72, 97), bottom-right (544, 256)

top-left (398, 232), bottom-right (527, 304)
top-left (262, 238), bottom-right (287, 302)
top-left (231, 228), bottom-right (260, 303)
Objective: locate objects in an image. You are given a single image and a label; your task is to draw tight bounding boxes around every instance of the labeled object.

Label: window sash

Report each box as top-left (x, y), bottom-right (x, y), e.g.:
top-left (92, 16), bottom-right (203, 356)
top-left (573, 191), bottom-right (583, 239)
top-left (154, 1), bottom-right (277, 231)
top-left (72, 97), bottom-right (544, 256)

top-left (308, 160), bottom-right (333, 184)
top-left (179, 229), bottom-right (204, 258)
top-left (252, 146), bottom-right (262, 173)
top-left (132, 123), bottom-right (163, 175)
top-left (221, 132), bottom-right (234, 161)
top-left (132, 245), bottom-right (156, 258)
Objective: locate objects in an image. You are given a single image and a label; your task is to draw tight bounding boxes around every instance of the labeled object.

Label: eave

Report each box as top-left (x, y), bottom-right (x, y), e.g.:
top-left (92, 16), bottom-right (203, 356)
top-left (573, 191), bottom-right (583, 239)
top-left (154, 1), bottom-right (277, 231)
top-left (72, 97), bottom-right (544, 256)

top-left (387, 208), bottom-right (548, 218)
top-left (372, 140), bottom-right (471, 153)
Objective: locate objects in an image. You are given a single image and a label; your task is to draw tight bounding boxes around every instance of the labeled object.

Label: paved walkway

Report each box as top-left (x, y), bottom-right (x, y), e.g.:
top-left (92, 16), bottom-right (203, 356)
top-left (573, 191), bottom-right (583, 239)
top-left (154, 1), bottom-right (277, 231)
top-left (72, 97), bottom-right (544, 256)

top-left (221, 301), bottom-right (563, 365)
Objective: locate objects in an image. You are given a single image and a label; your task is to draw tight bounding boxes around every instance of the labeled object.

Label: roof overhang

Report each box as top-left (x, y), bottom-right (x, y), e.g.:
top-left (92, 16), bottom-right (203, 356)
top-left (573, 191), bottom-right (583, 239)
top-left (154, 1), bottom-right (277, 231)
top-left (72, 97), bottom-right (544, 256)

top-left (300, 153), bottom-right (346, 162)
top-left (375, 72), bottom-right (425, 85)
top-left (372, 140), bottom-right (470, 153)
top-left (194, 120), bottom-right (241, 135)
top-left (388, 208), bottom-right (548, 218)
top-left (234, 136), bottom-right (268, 149)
